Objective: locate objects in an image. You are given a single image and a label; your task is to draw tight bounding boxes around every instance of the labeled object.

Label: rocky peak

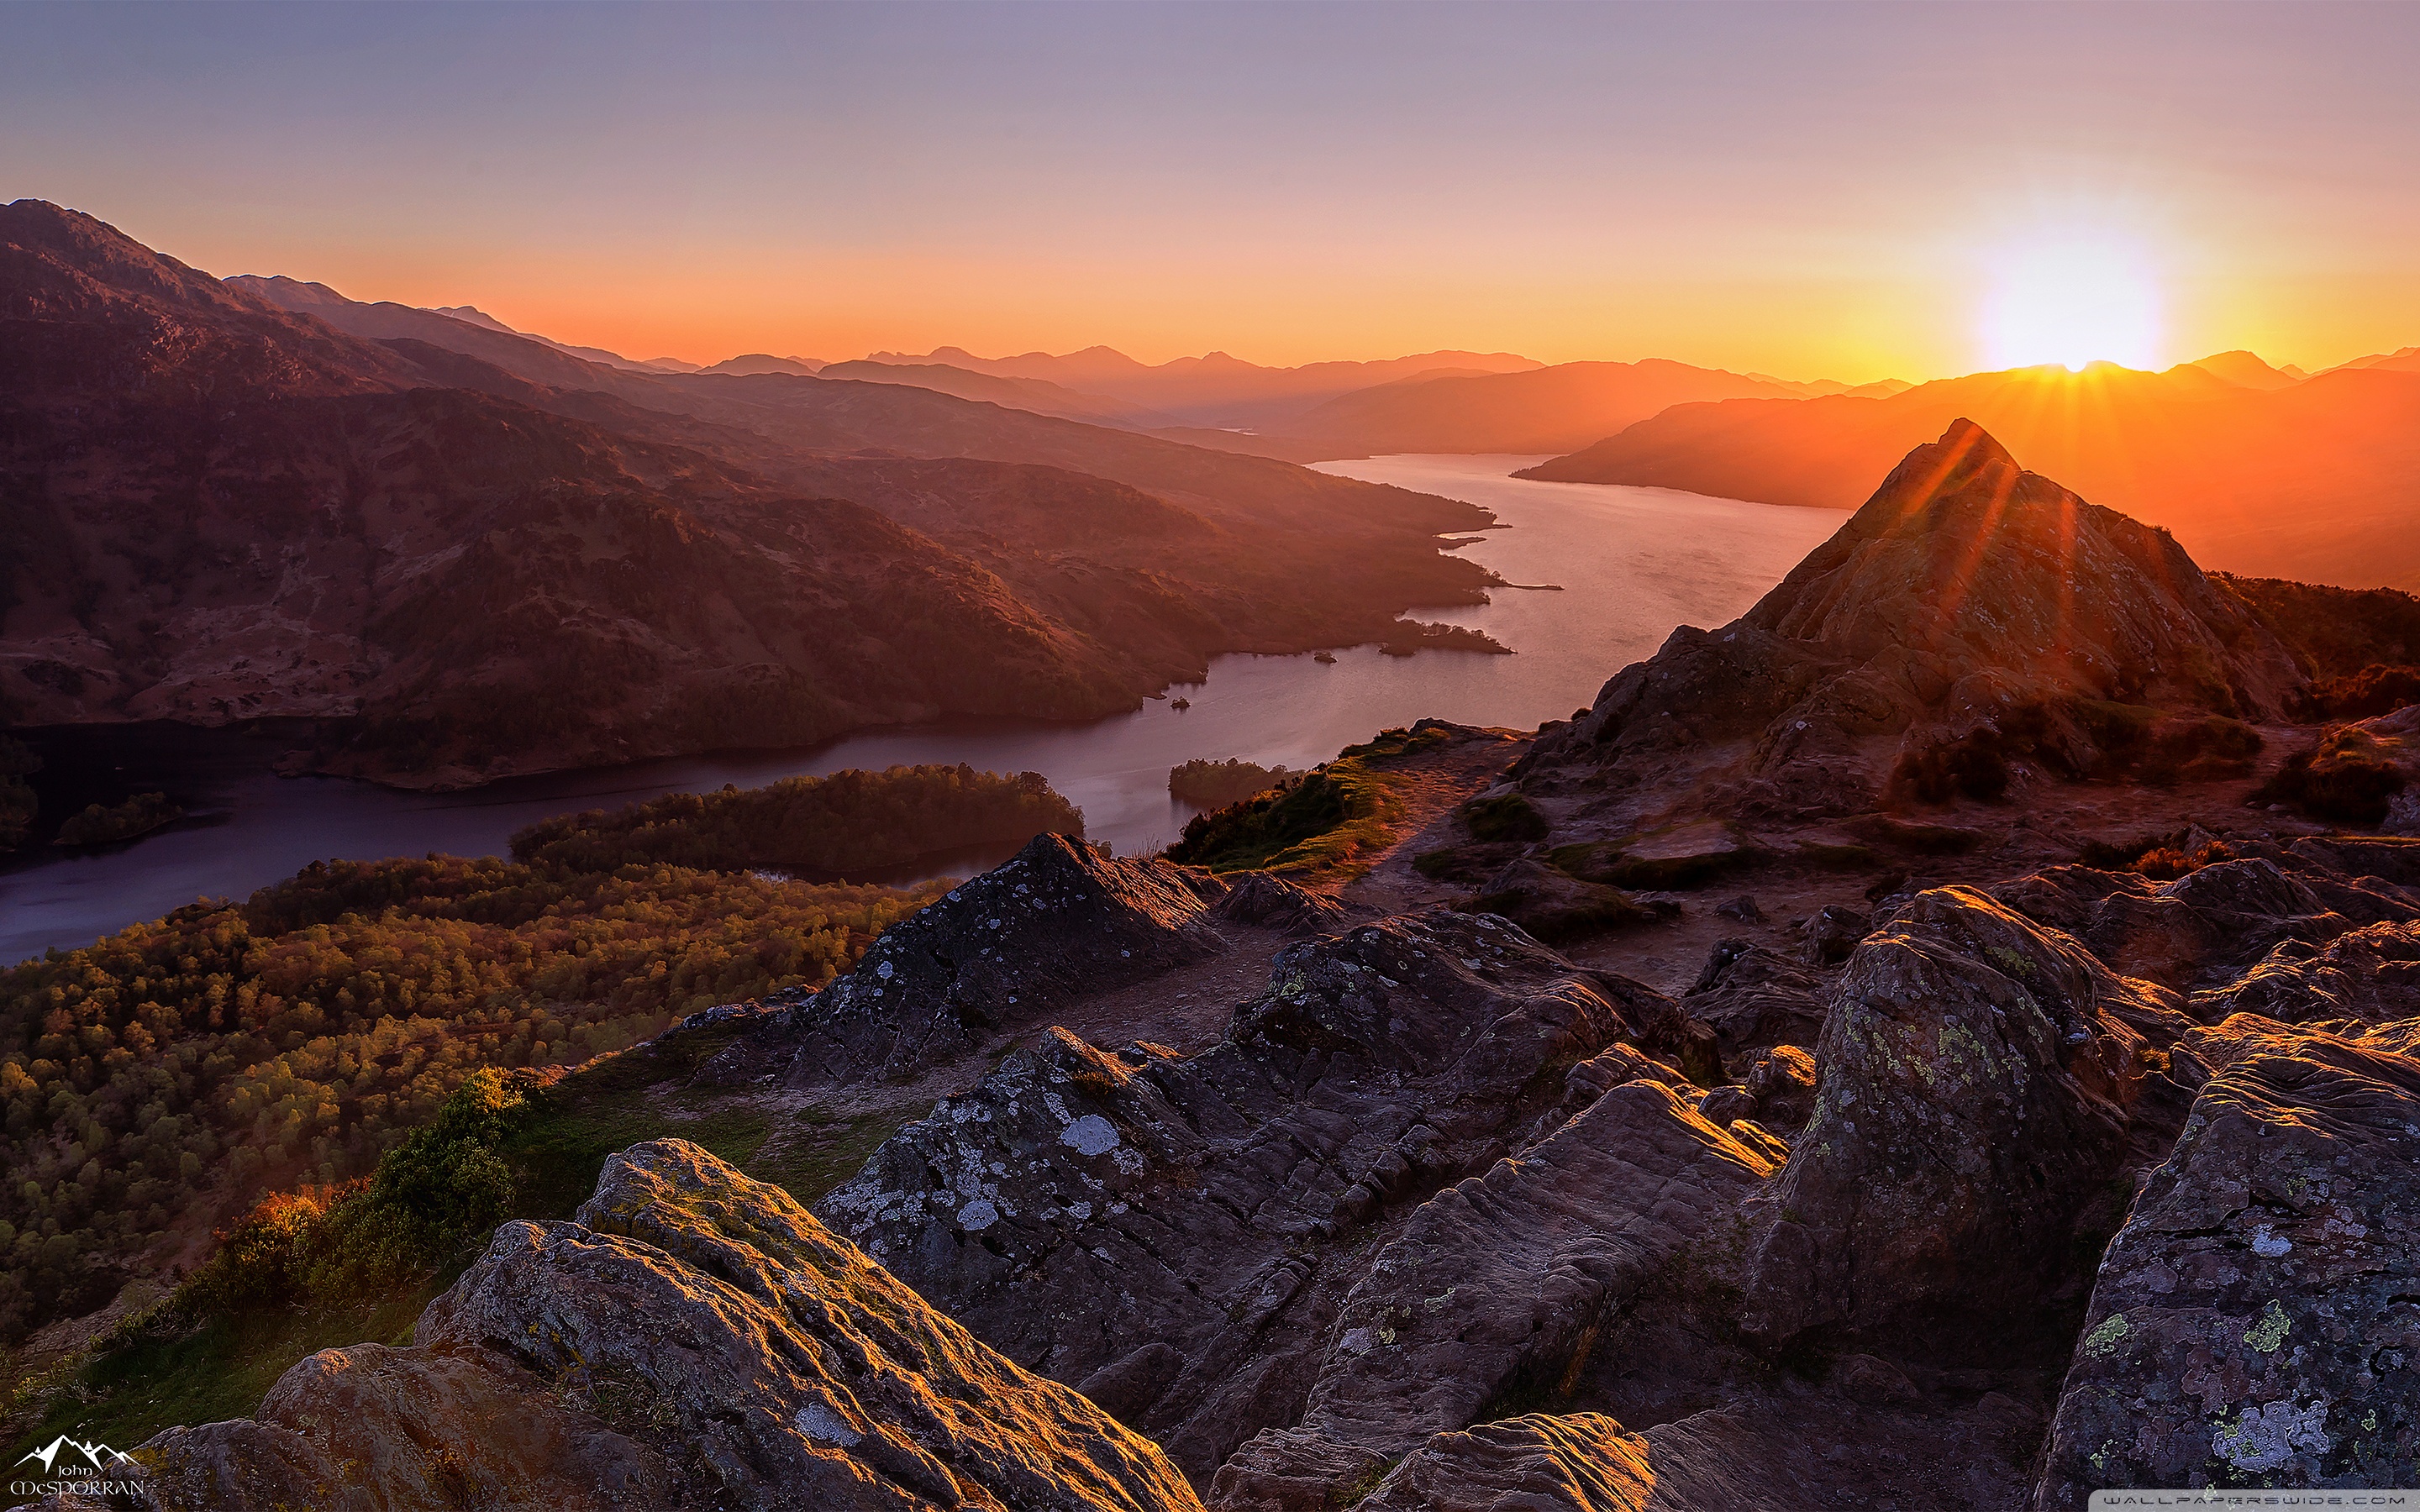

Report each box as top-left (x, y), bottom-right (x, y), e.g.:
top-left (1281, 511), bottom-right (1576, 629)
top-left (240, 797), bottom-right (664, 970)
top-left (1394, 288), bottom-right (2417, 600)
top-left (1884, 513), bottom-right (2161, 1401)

top-left (1743, 417), bottom-right (2301, 719)
top-left (1516, 421), bottom-right (2308, 822)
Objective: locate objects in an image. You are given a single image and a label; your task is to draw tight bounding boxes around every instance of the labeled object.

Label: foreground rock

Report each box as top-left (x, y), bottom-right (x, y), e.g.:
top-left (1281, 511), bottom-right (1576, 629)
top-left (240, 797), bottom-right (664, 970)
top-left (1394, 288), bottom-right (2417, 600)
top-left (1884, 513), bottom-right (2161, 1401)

top-left (127, 1142), bottom-right (1202, 1512)
top-left (2035, 1034), bottom-right (2420, 1500)
top-left (700, 832), bottom-right (1234, 1085)
top-left (1741, 886), bottom-right (2169, 1359)
top-left (1213, 1081), bottom-right (1776, 1508)
top-left (817, 911), bottom-right (1684, 1480)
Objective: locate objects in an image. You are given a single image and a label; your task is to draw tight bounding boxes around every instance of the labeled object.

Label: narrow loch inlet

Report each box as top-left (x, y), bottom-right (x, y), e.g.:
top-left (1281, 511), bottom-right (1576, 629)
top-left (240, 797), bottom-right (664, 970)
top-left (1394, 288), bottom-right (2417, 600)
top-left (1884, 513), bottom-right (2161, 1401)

top-left (0, 455), bottom-right (1842, 965)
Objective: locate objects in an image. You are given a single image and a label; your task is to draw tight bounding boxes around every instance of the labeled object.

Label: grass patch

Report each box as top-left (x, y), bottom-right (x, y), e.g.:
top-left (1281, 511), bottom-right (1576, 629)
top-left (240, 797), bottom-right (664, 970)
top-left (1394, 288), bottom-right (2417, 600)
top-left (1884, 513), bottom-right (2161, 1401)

top-left (1165, 724), bottom-right (1450, 878)
top-left (2253, 725), bottom-right (2409, 825)
top-left (505, 1081), bottom-right (772, 1221)
top-left (1459, 791), bottom-right (1547, 843)
top-left (747, 1111), bottom-right (912, 1204)
top-left (21, 1288), bottom-right (435, 1453)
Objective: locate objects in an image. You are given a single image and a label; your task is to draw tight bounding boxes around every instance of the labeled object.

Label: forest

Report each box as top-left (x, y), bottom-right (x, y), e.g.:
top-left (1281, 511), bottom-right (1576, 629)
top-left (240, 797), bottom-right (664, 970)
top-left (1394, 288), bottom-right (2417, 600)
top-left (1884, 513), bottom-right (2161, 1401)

top-left (0, 853), bottom-right (943, 1343)
top-left (508, 763), bottom-right (1081, 874)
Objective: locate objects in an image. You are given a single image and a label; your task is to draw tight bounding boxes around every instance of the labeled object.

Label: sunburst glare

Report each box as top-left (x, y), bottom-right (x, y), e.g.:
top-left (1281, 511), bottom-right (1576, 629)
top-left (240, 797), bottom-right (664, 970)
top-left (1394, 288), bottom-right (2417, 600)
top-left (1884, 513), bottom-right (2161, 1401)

top-left (1980, 234), bottom-right (2164, 372)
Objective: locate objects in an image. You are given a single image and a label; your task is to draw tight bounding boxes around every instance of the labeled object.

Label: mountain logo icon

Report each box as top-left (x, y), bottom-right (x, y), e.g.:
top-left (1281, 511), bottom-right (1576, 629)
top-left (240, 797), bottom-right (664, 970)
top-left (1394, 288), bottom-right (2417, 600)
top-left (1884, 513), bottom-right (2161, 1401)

top-left (14, 1433), bottom-right (138, 1473)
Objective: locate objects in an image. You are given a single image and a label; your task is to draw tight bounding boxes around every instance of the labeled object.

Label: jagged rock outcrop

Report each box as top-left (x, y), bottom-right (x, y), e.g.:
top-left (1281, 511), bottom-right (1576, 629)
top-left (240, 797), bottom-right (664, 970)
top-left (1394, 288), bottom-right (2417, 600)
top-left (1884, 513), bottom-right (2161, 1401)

top-left (1349, 1413), bottom-right (1657, 1511)
top-left (1740, 886), bottom-right (2170, 1357)
top-left (1511, 419), bottom-right (2308, 831)
top-left (126, 1141), bottom-right (1201, 1511)
top-left (1212, 1082), bottom-right (1776, 1509)
top-left (1210, 870), bottom-right (1356, 936)
top-left (2199, 918), bottom-right (2420, 1024)
top-left (698, 833), bottom-right (1228, 1085)
top-left (815, 912), bottom-right (1681, 1479)
top-left (1994, 842), bottom-right (2420, 1002)
top-left (2035, 1035), bottom-right (2420, 1499)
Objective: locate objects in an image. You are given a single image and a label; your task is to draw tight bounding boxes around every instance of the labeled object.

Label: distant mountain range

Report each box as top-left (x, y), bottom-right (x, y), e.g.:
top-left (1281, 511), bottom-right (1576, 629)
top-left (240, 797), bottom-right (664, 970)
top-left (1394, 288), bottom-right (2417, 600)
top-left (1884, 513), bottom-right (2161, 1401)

top-left (1279, 359), bottom-right (1842, 456)
top-left (861, 344), bottom-right (1546, 428)
top-left (1518, 354), bottom-right (2420, 589)
top-left (3, 201), bottom-right (1495, 787)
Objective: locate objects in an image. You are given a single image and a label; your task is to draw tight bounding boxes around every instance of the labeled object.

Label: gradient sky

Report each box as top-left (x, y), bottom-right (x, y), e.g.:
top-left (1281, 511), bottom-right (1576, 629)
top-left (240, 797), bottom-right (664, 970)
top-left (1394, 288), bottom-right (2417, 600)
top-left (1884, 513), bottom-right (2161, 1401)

top-left (7, 2), bottom-right (2418, 381)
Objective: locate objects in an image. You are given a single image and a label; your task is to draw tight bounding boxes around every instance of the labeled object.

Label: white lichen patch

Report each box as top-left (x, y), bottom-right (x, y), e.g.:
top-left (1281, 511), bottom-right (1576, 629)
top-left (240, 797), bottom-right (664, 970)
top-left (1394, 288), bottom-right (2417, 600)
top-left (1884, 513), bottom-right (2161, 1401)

top-left (2211, 1399), bottom-right (2329, 1473)
top-left (1060, 1115), bottom-right (1121, 1156)
top-left (796, 1402), bottom-right (864, 1447)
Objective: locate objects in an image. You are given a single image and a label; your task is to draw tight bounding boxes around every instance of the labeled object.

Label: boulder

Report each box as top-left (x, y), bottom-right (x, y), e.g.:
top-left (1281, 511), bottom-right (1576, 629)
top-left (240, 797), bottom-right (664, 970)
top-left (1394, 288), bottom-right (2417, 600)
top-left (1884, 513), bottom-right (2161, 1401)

top-left (2035, 1034), bottom-right (2420, 1501)
top-left (1346, 1413), bottom-right (1655, 1512)
top-left (1740, 886), bottom-right (2167, 1359)
top-left (1800, 904), bottom-right (1871, 967)
top-left (1213, 1082), bottom-right (1776, 1508)
top-left (130, 1141), bottom-right (1202, 1512)
top-left (816, 913), bottom-right (1664, 1480)
top-left (708, 832), bottom-right (1228, 1085)
top-left (1464, 858), bottom-right (1654, 942)
top-left (1211, 871), bottom-right (1355, 936)
top-left (1737, 1043), bottom-right (1818, 1132)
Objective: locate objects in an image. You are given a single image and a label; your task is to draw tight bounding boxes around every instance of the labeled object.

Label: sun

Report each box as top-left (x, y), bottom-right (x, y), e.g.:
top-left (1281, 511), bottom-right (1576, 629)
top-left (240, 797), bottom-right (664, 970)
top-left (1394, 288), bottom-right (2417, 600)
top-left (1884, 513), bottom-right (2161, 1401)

top-left (1980, 234), bottom-right (2164, 372)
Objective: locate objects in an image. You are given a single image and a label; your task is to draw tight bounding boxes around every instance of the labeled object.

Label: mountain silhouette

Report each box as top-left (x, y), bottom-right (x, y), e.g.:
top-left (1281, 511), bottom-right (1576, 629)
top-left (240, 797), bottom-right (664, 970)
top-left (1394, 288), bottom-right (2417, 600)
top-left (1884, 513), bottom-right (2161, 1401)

top-left (1518, 358), bottom-right (2420, 588)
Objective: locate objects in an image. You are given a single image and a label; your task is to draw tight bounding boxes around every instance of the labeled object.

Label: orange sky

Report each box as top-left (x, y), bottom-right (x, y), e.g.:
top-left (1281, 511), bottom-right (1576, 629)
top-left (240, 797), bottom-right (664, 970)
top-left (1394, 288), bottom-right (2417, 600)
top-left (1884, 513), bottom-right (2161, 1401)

top-left (8, 3), bottom-right (2418, 381)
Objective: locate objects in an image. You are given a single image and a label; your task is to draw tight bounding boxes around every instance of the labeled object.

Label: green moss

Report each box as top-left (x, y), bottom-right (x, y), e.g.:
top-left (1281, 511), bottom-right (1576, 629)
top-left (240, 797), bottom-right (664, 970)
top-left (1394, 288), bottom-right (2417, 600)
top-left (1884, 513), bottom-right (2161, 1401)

top-left (2081, 1313), bottom-right (2129, 1357)
top-left (2244, 1299), bottom-right (2290, 1353)
top-left (26, 1288), bottom-right (437, 1454)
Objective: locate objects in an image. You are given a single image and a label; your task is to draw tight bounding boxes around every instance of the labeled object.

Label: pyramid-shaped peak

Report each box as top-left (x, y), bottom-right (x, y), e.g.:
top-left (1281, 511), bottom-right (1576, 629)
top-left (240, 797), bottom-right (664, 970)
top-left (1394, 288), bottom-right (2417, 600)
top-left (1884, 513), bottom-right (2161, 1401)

top-left (1932, 417), bottom-right (2017, 470)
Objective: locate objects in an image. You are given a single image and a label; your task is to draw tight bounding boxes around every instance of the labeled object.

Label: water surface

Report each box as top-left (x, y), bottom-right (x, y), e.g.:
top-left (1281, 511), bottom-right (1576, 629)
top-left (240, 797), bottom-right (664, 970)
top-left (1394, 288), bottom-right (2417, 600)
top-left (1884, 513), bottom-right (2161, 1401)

top-left (0, 455), bottom-right (1845, 964)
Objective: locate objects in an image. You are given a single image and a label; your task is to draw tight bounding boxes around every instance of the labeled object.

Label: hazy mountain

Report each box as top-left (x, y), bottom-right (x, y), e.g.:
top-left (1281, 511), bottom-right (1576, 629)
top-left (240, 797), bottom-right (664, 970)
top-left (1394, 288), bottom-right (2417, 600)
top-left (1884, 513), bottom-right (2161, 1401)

top-left (5, 201), bottom-right (1492, 785)
top-left (1747, 371), bottom-right (1913, 398)
top-left (2324, 344), bottom-right (2420, 375)
top-left (813, 359), bottom-right (1182, 428)
top-left (697, 352), bottom-right (829, 375)
top-left (2179, 348), bottom-right (2303, 389)
top-left (1281, 358), bottom-right (1811, 455)
top-left (863, 344), bottom-right (1545, 425)
top-left (1518, 359), bottom-right (2420, 589)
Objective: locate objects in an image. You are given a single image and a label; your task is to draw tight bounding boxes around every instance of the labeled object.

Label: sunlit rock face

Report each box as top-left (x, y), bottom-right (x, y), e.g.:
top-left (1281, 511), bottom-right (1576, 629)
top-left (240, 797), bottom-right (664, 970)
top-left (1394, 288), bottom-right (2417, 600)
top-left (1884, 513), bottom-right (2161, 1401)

top-left (131, 1141), bottom-right (1203, 1512)
top-left (2034, 1036), bottom-right (2420, 1502)
top-left (1512, 418), bottom-right (2308, 827)
top-left (1739, 885), bottom-right (2170, 1360)
top-left (815, 911), bottom-right (1682, 1482)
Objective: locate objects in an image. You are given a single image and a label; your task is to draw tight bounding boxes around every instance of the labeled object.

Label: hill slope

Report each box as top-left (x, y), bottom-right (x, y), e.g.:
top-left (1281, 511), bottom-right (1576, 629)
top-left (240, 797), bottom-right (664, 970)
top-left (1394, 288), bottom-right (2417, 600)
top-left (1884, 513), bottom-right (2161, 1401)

top-left (1287, 358), bottom-right (1810, 455)
top-left (3, 202), bottom-right (1495, 784)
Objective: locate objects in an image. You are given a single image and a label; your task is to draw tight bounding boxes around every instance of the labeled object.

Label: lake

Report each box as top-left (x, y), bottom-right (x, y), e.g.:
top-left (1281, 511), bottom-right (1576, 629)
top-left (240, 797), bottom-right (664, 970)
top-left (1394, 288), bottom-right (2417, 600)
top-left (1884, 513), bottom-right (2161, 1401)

top-left (0, 455), bottom-right (1846, 964)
